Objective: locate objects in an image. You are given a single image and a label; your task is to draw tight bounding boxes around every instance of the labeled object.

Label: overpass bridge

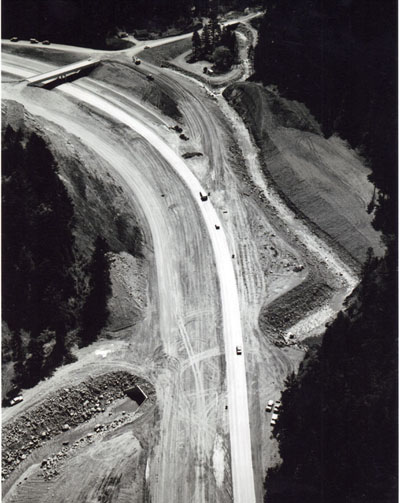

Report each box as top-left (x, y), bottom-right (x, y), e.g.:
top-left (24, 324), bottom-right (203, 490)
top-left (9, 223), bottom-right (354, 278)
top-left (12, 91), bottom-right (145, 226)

top-left (26, 58), bottom-right (100, 88)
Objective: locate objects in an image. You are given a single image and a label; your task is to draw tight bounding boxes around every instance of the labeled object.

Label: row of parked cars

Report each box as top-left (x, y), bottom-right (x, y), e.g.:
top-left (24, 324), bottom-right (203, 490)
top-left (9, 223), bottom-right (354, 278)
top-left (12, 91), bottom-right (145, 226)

top-left (266, 399), bottom-right (281, 426)
top-left (10, 37), bottom-right (50, 45)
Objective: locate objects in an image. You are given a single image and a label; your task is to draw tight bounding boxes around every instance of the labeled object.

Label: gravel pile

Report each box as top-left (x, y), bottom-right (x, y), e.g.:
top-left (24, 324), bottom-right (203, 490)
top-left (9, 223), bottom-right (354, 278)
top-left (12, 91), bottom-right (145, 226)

top-left (2, 371), bottom-right (152, 479)
top-left (39, 412), bottom-right (135, 481)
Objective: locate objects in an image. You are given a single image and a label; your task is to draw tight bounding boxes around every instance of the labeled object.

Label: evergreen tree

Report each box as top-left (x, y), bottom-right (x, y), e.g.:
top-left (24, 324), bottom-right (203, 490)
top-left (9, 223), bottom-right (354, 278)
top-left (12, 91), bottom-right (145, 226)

top-left (79, 237), bottom-right (111, 347)
top-left (192, 29), bottom-right (202, 60)
top-left (213, 45), bottom-right (233, 71)
top-left (201, 23), bottom-right (212, 55)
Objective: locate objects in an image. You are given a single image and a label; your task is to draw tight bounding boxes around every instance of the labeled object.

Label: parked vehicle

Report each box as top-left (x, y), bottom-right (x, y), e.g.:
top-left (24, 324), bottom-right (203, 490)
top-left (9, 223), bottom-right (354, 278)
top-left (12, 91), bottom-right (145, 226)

top-left (270, 413), bottom-right (279, 426)
top-left (274, 400), bottom-right (281, 413)
top-left (135, 59), bottom-right (141, 65)
top-left (265, 400), bottom-right (274, 412)
top-left (10, 396), bottom-right (23, 406)
top-left (29, 38), bottom-right (39, 44)
top-left (41, 40), bottom-right (50, 45)
top-left (146, 74), bottom-right (154, 81)
top-left (236, 345), bottom-right (242, 355)
top-left (10, 37), bottom-right (18, 42)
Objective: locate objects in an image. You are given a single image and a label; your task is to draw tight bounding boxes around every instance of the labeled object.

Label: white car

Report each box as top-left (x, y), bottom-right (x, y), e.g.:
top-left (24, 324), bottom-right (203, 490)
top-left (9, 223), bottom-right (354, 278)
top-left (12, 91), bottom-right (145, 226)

top-left (270, 413), bottom-right (279, 426)
top-left (10, 396), bottom-right (23, 406)
top-left (274, 400), bottom-right (281, 413)
top-left (265, 400), bottom-right (274, 412)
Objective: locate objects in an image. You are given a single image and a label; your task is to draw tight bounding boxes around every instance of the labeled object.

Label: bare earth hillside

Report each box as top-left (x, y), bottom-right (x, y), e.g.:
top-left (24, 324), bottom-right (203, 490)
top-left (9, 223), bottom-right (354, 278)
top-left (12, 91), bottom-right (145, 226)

top-left (224, 82), bottom-right (383, 266)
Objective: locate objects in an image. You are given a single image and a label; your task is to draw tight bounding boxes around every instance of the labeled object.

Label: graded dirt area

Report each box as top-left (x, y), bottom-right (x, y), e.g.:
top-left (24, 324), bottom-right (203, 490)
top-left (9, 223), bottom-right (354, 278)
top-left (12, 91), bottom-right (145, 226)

top-left (224, 82), bottom-right (383, 265)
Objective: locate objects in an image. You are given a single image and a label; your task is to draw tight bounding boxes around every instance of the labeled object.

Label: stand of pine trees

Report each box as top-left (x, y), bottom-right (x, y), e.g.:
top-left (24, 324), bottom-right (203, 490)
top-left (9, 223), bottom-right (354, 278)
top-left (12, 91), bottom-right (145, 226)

top-left (254, 2), bottom-right (397, 501)
top-left (2, 127), bottom-right (112, 394)
top-left (191, 19), bottom-right (237, 71)
top-left (2, 0), bottom-right (259, 49)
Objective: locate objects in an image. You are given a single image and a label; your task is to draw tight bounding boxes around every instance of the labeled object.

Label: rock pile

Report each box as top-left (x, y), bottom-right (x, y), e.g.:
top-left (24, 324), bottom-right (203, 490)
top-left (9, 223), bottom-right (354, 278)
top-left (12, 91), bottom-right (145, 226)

top-left (39, 412), bottom-right (135, 480)
top-left (2, 372), bottom-right (153, 479)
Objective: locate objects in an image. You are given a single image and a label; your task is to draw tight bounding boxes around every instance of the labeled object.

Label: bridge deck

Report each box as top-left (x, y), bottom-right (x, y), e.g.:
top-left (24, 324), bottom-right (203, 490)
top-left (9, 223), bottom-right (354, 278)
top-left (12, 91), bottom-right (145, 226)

top-left (26, 58), bottom-right (100, 86)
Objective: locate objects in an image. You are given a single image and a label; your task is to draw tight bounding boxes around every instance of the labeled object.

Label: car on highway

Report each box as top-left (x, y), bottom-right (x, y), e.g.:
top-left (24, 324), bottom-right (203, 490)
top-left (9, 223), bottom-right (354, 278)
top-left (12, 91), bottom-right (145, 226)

top-left (270, 413), bottom-right (279, 426)
top-left (236, 345), bottom-right (242, 355)
top-left (41, 40), bottom-right (50, 45)
top-left (10, 37), bottom-right (18, 42)
top-left (265, 400), bottom-right (274, 412)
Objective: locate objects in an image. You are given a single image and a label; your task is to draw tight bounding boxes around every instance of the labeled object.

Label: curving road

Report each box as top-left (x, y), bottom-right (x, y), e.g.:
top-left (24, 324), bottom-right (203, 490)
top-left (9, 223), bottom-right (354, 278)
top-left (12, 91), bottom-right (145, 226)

top-left (2, 54), bottom-right (256, 502)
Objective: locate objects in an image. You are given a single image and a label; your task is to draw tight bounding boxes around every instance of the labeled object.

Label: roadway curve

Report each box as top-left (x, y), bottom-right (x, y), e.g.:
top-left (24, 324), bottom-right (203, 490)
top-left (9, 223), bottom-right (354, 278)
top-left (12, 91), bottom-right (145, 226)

top-left (2, 55), bottom-right (256, 502)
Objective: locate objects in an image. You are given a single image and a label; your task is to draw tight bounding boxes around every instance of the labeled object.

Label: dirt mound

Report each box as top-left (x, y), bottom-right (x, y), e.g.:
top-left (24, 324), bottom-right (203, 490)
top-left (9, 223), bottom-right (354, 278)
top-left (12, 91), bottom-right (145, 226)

top-left (224, 82), bottom-right (383, 265)
top-left (2, 371), bottom-right (153, 479)
top-left (91, 61), bottom-right (182, 120)
top-left (260, 275), bottom-right (333, 335)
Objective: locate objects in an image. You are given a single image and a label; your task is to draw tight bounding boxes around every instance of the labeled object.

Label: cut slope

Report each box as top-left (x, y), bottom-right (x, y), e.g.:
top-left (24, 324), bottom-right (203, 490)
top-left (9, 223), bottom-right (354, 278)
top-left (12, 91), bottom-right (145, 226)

top-left (224, 82), bottom-right (383, 265)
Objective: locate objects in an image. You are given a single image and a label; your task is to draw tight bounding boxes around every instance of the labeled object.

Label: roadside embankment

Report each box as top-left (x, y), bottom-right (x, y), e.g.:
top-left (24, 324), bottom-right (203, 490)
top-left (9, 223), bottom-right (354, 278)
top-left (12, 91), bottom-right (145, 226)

top-left (223, 82), bottom-right (383, 267)
top-left (2, 371), bottom-right (154, 480)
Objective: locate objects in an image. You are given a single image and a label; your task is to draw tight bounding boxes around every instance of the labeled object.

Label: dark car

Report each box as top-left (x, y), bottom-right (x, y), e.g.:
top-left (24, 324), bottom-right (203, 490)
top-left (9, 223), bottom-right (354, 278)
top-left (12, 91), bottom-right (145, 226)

top-left (30, 38), bottom-right (39, 44)
top-left (41, 40), bottom-right (50, 45)
top-left (10, 37), bottom-right (18, 42)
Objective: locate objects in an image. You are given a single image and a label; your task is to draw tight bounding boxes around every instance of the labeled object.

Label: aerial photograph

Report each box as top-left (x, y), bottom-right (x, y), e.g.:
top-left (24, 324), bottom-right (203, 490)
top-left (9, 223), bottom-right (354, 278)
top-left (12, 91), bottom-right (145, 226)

top-left (1, 0), bottom-right (397, 502)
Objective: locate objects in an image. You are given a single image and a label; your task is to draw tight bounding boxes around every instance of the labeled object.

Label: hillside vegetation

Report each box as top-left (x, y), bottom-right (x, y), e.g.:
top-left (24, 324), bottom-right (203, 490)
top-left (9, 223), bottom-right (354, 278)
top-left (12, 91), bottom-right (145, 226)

top-left (2, 0), bottom-right (260, 48)
top-left (1, 107), bottom-right (144, 399)
top-left (254, 2), bottom-right (397, 501)
top-left (2, 127), bottom-right (112, 392)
